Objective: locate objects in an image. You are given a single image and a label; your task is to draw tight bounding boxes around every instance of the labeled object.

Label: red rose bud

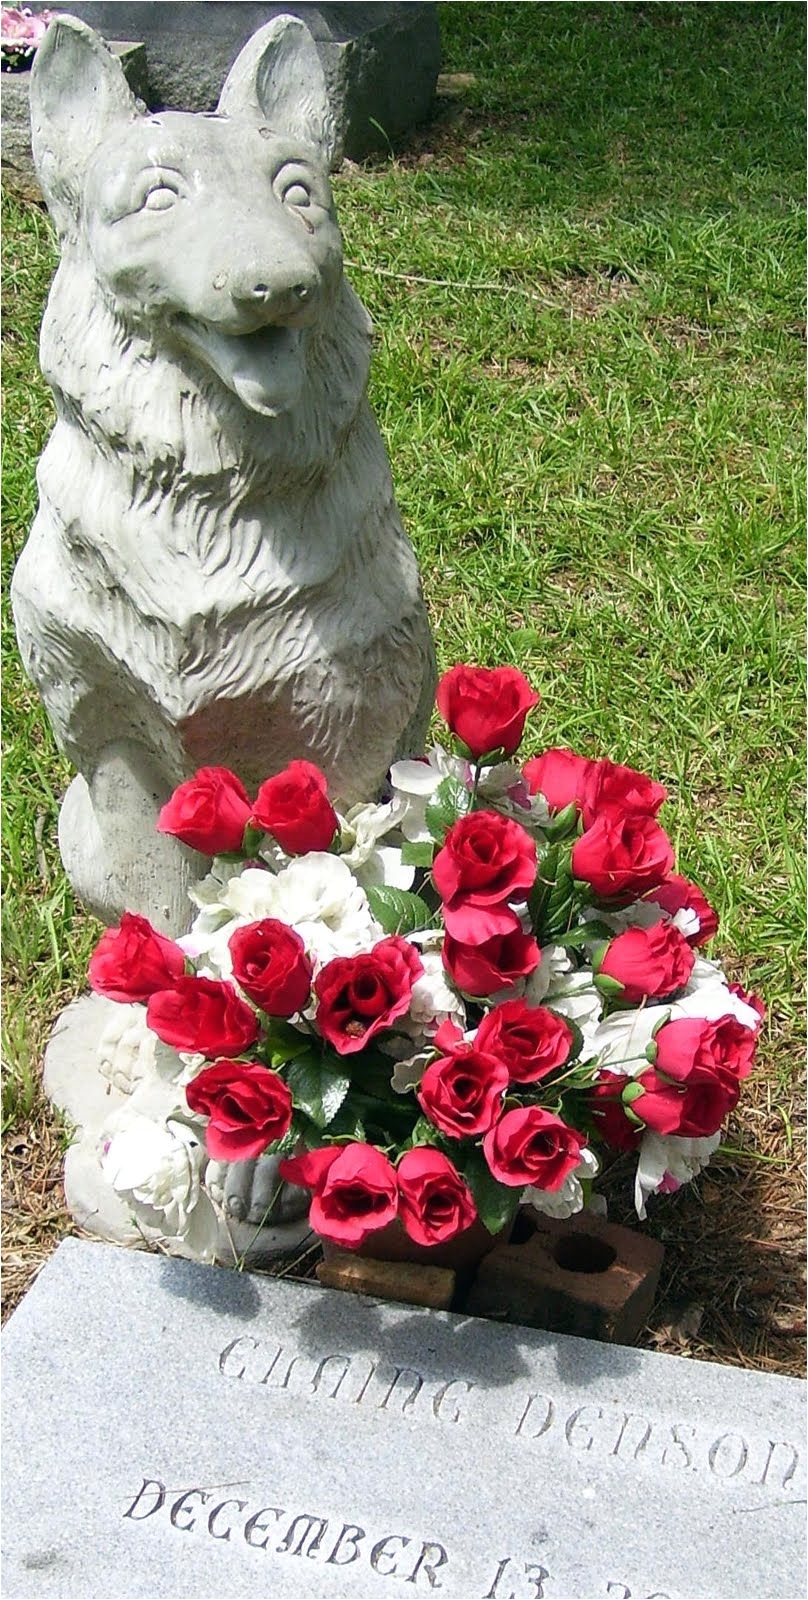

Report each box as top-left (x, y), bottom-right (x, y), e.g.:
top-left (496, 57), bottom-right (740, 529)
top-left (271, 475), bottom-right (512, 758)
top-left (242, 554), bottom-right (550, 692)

top-left (146, 976), bottom-right (260, 1056)
top-left (588, 1072), bottom-right (644, 1151)
top-left (644, 874), bottom-right (719, 947)
top-left (229, 919), bottom-right (313, 1017)
top-left (417, 1047), bottom-right (508, 1138)
top-left (571, 813), bottom-right (675, 903)
top-left (474, 998), bottom-right (574, 1082)
top-left (185, 1060), bottom-right (292, 1161)
top-left (314, 936), bottom-right (423, 1055)
top-left (595, 922), bottom-right (694, 1005)
top-left (89, 913), bottom-right (186, 1003)
top-left (436, 664), bottom-right (539, 759)
top-left (655, 1014), bottom-right (758, 1090)
top-left (442, 915), bottom-right (540, 997)
top-left (252, 760), bottom-right (338, 855)
top-left (433, 811), bottom-right (536, 908)
top-left (157, 766), bottom-right (253, 855)
top-left (483, 1106), bottom-right (585, 1189)
top-left (523, 747), bottom-right (594, 814)
top-left (396, 1148), bottom-right (477, 1246)
top-left (630, 1063), bottom-right (738, 1139)
top-left (280, 1142), bottom-right (398, 1249)
top-left (582, 759), bottom-right (667, 827)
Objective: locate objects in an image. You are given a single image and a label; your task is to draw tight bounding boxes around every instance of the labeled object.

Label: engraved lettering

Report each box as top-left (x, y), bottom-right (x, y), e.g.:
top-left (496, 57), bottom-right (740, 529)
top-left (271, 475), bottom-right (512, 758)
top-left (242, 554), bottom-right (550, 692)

top-left (565, 1405), bottom-right (603, 1452)
top-left (312, 1354), bottom-right (351, 1398)
top-left (371, 1534), bottom-right (412, 1576)
top-left (170, 1488), bottom-right (211, 1532)
top-left (482, 1556), bottom-right (513, 1598)
top-left (379, 1366), bottom-right (424, 1414)
top-left (326, 1523), bottom-right (365, 1565)
top-left (433, 1379), bottom-right (474, 1424)
top-left (757, 1439), bottom-right (800, 1489)
top-left (277, 1512), bottom-right (329, 1557)
top-left (708, 1433), bottom-right (748, 1478)
top-left (244, 1506), bottom-right (284, 1549)
top-left (611, 1412), bottom-right (652, 1460)
top-left (123, 1477), bottom-right (166, 1521)
top-left (218, 1334), bottom-right (257, 1378)
top-left (515, 1393), bottom-right (554, 1439)
top-left (207, 1499), bottom-right (247, 1542)
top-left (406, 1540), bottom-right (449, 1588)
top-left (524, 1563), bottom-right (550, 1598)
top-left (605, 1585), bottom-right (631, 1598)
top-left (661, 1423), bottom-right (695, 1469)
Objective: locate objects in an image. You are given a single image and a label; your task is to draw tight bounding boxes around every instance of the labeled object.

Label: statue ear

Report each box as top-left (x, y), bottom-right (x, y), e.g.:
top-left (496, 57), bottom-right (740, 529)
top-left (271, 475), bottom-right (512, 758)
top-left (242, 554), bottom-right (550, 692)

top-left (218, 14), bottom-right (336, 166)
top-left (30, 16), bottom-right (142, 238)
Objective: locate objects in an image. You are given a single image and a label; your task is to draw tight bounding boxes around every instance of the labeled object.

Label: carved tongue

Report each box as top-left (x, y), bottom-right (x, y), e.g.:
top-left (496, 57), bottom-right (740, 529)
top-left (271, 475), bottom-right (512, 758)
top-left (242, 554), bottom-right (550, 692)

top-left (176, 320), bottom-right (305, 416)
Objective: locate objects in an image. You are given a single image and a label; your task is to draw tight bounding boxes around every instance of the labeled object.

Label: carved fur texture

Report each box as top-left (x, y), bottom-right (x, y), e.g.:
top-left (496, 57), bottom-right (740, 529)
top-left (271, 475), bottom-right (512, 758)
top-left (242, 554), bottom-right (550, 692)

top-left (13, 14), bottom-right (436, 929)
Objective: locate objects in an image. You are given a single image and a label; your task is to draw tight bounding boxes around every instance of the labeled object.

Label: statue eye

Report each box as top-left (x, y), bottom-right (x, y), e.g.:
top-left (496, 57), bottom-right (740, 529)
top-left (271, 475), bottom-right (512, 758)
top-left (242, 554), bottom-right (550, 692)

top-left (282, 181), bottom-right (311, 209)
top-left (143, 184), bottom-right (178, 213)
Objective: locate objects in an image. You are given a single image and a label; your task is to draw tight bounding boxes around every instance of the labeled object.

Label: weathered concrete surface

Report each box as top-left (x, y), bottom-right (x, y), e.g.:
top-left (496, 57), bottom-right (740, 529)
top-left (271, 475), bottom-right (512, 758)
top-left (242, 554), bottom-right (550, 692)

top-left (2, 1238), bottom-right (806, 1598)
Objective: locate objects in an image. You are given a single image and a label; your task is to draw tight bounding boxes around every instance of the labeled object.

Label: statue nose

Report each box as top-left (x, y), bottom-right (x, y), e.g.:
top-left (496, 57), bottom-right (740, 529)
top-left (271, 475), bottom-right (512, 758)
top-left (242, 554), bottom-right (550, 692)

top-left (249, 281), bottom-right (312, 303)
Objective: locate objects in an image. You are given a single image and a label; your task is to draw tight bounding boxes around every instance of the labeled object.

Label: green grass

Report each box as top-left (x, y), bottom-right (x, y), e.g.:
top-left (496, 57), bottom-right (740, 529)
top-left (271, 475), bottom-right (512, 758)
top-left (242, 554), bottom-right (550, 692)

top-left (2, 1), bottom-right (805, 1133)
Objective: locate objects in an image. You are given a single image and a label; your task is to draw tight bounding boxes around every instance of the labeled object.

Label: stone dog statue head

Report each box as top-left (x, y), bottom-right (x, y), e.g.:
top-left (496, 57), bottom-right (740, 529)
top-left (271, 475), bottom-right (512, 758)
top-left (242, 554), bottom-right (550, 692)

top-left (31, 12), bottom-right (343, 419)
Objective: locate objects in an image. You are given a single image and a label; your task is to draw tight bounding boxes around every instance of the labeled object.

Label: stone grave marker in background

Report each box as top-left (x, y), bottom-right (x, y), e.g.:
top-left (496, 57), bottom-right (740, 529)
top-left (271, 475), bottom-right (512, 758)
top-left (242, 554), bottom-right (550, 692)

top-left (22, 2), bottom-right (441, 162)
top-left (2, 1239), bottom-right (805, 1599)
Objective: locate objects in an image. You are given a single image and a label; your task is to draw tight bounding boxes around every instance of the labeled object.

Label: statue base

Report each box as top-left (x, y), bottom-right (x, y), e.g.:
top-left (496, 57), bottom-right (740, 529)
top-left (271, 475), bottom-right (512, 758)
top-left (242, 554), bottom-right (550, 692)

top-left (43, 993), bottom-right (312, 1269)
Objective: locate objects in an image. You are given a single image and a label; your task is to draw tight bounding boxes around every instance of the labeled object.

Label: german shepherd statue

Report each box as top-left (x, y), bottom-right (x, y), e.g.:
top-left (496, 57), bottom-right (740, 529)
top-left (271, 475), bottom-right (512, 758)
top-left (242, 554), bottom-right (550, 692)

top-left (13, 13), bottom-right (436, 936)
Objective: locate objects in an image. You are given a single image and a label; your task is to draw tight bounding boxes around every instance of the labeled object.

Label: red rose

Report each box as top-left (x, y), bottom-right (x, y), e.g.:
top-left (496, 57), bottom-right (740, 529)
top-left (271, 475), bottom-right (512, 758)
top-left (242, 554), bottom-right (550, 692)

top-left (396, 1148), bottom-right (477, 1246)
top-left (417, 1047), bottom-right (508, 1137)
top-left (523, 747), bottom-right (594, 813)
top-left (157, 766), bottom-right (252, 855)
top-left (89, 913), bottom-right (186, 1003)
top-left (631, 1063), bottom-right (737, 1139)
top-left (587, 1072), bottom-right (644, 1152)
top-left (571, 813), bottom-right (674, 902)
top-left (314, 936), bottom-right (423, 1055)
top-left (474, 999), bottom-right (574, 1082)
top-left (228, 919), bottom-right (313, 1017)
top-left (433, 811), bottom-right (536, 914)
top-left (655, 1014), bottom-right (757, 1090)
top-left (596, 922), bottom-right (694, 1004)
top-left (436, 664), bottom-right (539, 759)
top-left (252, 760), bottom-right (338, 854)
top-left (279, 1142), bottom-right (398, 1248)
top-left (582, 759), bottom-right (667, 827)
top-left (644, 874), bottom-right (719, 947)
top-left (185, 1060), bottom-right (292, 1161)
top-left (442, 916), bottom-right (540, 997)
top-left (146, 976), bottom-right (260, 1056)
top-left (483, 1106), bottom-right (585, 1189)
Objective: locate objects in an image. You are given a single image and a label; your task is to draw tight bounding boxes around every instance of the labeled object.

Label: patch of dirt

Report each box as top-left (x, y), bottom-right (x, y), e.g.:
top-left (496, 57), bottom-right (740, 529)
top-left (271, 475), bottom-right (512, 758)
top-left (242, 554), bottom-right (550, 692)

top-left (1, 1094), bottom-right (73, 1323)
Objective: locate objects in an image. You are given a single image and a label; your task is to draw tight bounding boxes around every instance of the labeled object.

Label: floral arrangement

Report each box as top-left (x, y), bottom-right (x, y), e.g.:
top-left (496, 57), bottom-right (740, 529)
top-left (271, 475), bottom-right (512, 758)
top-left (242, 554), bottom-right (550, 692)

top-left (1, 7), bottom-right (52, 69)
top-left (89, 665), bottom-right (763, 1261)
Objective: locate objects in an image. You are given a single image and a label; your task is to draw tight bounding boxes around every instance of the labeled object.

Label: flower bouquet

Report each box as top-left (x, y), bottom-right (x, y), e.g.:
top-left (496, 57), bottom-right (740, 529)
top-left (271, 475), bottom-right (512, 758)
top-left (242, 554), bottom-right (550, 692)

top-left (1, 7), bottom-right (52, 69)
top-left (88, 664), bottom-right (763, 1265)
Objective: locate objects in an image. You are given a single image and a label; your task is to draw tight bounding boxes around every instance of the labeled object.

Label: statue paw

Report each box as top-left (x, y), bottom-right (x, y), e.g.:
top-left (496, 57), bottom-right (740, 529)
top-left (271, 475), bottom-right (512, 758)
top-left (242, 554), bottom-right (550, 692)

top-left (206, 1152), bottom-right (309, 1226)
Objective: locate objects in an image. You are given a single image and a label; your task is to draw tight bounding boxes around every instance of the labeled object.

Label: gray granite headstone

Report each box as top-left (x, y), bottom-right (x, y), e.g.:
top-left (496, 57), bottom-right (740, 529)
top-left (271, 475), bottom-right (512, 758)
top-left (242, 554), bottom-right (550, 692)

top-left (24, 2), bottom-right (441, 163)
top-left (2, 1239), bottom-right (805, 1600)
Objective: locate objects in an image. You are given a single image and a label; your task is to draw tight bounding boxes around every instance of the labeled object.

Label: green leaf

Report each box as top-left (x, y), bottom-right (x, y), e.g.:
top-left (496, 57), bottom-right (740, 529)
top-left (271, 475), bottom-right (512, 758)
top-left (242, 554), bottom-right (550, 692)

top-left (543, 802), bottom-right (580, 842)
top-left (400, 839), bottom-right (436, 868)
top-left (286, 1056), bottom-right (350, 1129)
top-left (528, 840), bottom-right (559, 934)
top-left (366, 885), bottom-right (434, 935)
top-left (264, 1022), bottom-right (315, 1070)
top-left (408, 1115), bottom-right (444, 1148)
top-left (424, 775), bottom-right (470, 843)
top-left (322, 1101), bottom-right (367, 1144)
top-left (534, 845), bottom-right (583, 942)
top-left (460, 1148), bottom-right (521, 1237)
top-left (556, 921), bottom-right (614, 949)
